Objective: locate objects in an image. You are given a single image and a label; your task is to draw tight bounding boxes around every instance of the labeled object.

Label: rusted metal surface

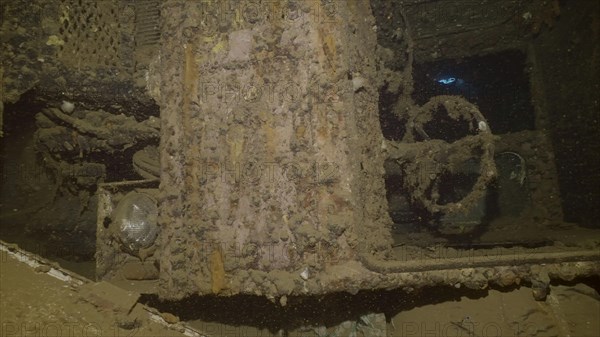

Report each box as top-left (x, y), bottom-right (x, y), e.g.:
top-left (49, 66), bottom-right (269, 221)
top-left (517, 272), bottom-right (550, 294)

top-left (155, 0), bottom-right (392, 299)
top-left (402, 0), bottom-right (558, 60)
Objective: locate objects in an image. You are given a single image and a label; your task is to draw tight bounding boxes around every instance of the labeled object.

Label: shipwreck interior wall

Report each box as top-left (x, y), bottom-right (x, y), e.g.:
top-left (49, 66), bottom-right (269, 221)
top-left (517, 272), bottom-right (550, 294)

top-left (1, 0), bottom-right (160, 261)
top-left (531, 0), bottom-right (600, 226)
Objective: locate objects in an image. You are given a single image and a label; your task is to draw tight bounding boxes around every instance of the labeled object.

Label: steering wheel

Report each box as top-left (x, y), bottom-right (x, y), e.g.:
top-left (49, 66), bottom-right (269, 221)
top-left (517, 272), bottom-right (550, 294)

top-left (399, 95), bottom-right (497, 216)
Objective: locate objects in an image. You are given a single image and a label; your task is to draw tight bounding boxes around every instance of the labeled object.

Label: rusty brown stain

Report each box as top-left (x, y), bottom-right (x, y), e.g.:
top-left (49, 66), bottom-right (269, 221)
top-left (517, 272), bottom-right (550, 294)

top-left (260, 112), bottom-right (277, 161)
top-left (183, 44), bottom-right (198, 113)
top-left (183, 43), bottom-right (202, 209)
top-left (295, 125), bottom-right (306, 139)
top-left (210, 248), bottom-right (226, 294)
top-left (316, 10), bottom-right (337, 76)
top-left (330, 193), bottom-right (350, 210)
top-left (320, 32), bottom-right (337, 73)
top-left (317, 126), bottom-right (329, 143)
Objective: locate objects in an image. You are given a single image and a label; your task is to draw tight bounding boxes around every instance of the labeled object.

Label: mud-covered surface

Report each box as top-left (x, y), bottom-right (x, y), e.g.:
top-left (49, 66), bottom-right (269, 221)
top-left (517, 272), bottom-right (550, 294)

top-left (3, 241), bottom-right (600, 337)
top-left (0, 247), bottom-right (185, 337)
top-left (145, 282), bottom-right (600, 337)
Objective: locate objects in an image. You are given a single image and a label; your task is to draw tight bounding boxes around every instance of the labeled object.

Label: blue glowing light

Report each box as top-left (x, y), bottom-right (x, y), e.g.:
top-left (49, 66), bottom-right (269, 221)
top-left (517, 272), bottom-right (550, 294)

top-left (437, 77), bottom-right (456, 85)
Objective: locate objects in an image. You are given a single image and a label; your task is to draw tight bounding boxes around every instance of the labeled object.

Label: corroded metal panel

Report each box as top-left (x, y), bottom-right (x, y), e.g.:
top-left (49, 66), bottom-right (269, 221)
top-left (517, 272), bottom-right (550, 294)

top-left (156, 0), bottom-right (392, 299)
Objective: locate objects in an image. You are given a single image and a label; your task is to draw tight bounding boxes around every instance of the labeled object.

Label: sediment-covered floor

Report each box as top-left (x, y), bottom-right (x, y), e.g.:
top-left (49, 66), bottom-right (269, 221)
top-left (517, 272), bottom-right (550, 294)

top-left (2, 243), bottom-right (599, 337)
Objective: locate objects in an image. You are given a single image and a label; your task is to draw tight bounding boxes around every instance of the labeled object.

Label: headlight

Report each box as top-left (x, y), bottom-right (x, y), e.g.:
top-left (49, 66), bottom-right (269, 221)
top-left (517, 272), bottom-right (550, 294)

top-left (113, 192), bottom-right (159, 253)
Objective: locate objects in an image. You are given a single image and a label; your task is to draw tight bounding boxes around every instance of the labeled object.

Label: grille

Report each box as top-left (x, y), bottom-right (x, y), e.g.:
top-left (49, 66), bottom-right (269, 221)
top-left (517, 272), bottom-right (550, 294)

top-left (134, 0), bottom-right (160, 48)
top-left (57, 0), bottom-right (122, 69)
